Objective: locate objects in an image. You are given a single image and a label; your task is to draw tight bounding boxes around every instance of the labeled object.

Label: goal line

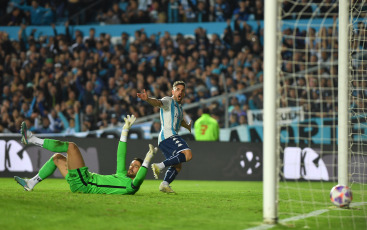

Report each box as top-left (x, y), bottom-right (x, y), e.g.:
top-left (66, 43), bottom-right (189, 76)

top-left (245, 202), bottom-right (367, 230)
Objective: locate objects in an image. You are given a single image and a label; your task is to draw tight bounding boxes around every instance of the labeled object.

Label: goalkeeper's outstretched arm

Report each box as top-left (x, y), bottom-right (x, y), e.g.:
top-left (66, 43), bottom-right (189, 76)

top-left (116, 115), bottom-right (136, 175)
top-left (132, 144), bottom-right (157, 187)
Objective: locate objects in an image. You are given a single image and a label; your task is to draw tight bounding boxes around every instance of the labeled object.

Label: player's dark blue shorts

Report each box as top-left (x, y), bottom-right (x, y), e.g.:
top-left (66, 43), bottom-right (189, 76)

top-left (159, 135), bottom-right (191, 159)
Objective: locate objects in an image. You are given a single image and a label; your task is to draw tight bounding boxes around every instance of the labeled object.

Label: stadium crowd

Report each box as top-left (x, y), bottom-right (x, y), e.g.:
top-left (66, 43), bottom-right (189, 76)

top-left (0, 0), bottom-right (265, 26)
top-left (0, 17), bottom-right (261, 133)
top-left (0, 0), bottom-right (339, 26)
top-left (0, 0), bottom-right (342, 27)
top-left (0, 0), bottom-right (343, 134)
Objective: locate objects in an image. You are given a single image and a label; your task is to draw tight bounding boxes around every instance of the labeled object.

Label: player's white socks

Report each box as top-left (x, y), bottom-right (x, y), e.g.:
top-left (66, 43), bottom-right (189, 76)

top-left (156, 162), bottom-right (165, 170)
top-left (28, 174), bottom-right (42, 190)
top-left (28, 133), bottom-right (44, 147)
top-left (161, 181), bottom-right (170, 186)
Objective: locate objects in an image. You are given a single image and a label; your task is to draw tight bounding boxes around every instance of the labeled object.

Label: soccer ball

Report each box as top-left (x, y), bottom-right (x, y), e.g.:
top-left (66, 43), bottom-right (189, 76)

top-left (330, 185), bottom-right (352, 207)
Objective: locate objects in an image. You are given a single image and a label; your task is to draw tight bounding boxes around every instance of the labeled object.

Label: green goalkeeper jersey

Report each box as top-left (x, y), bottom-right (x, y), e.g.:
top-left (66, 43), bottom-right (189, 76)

top-left (194, 114), bottom-right (219, 141)
top-left (66, 141), bottom-right (147, 195)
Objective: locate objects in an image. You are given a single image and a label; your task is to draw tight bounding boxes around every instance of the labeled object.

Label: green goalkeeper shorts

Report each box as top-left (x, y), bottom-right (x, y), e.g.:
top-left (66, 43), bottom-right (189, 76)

top-left (65, 167), bottom-right (91, 193)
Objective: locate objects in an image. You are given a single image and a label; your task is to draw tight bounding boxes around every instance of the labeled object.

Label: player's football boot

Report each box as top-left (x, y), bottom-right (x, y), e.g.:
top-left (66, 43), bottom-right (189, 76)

top-left (20, 121), bottom-right (32, 145)
top-left (159, 181), bottom-right (175, 193)
top-left (14, 176), bottom-right (32, 191)
top-left (151, 163), bottom-right (161, 179)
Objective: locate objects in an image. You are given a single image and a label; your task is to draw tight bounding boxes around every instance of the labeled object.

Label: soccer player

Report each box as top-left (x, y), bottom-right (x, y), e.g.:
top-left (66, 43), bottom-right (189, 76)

top-left (14, 115), bottom-right (157, 195)
top-left (137, 81), bottom-right (192, 193)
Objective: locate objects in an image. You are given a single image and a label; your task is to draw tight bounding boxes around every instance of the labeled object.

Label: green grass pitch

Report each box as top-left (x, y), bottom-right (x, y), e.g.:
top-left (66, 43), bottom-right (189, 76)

top-left (1, 178), bottom-right (366, 230)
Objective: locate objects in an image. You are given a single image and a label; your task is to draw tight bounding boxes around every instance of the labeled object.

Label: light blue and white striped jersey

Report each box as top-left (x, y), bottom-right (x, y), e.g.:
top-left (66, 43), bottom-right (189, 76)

top-left (158, 96), bottom-right (184, 145)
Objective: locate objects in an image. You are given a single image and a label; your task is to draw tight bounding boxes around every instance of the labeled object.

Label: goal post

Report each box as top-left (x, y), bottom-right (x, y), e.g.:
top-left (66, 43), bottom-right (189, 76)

top-left (338, 0), bottom-right (349, 187)
top-left (263, 0), bottom-right (278, 224)
top-left (263, 0), bottom-right (366, 227)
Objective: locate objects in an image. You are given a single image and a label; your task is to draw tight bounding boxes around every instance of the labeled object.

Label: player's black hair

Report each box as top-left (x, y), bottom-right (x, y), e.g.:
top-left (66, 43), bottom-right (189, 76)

top-left (134, 157), bottom-right (143, 165)
top-left (202, 107), bottom-right (210, 114)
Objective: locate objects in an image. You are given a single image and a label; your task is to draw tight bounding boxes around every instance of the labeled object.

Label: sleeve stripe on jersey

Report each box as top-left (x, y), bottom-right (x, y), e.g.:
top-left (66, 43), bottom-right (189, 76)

top-left (160, 108), bottom-right (165, 141)
top-left (175, 102), bottom-right (181, 131)
top-left (170, 100), bottom-right (177, 135)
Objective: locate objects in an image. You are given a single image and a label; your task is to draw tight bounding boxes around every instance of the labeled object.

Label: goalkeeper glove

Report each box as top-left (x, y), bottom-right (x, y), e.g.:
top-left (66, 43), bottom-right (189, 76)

top-left (120, 115), bottom-right (136, 142)
top-left (142, 144), bottom-right (158, 168)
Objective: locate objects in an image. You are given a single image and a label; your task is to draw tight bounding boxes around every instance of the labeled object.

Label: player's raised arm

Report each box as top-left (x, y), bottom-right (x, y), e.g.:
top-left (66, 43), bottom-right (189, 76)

top-left (137, 89), bottom-right (163, 107)
top-left (116, 115), bottom-right (136, 175)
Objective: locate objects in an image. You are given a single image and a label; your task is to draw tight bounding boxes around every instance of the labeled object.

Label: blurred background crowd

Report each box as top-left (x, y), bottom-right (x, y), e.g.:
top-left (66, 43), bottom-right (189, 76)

top-left (0, 0), bottom-right (265, 26)
top-left (0, 0), bottom-right (346, 134)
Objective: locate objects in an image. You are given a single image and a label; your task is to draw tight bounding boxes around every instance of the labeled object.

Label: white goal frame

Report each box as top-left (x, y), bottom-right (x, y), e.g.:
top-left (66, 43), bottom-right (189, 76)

top-left (338, 0), bottom-right (349, 187)
top-left (263, 0), bottom-right (350, 223)
top-left (263, 0), bottom-right (278, 224)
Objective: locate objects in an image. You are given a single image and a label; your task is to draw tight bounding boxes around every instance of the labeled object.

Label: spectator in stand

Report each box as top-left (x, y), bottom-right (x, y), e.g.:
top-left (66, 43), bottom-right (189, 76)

top-left (122, 0), bottom-right (139, 23)
top-left (253, 0), bottom-right (264, 20)
top-left (106, 113), bottom-right (120, 129)
top-left (56, 103), bottom-right (81, 134)
top-left (71, 34), bottom-right (86, 52)
top-left (82, 104), bottom-right (97, 131)
top-left (248, 91), bottom-right (263, 110)
top-left (212, 0), bottom-right (231, 22)
top-left (179, 0), bottom-right (196, 22)
top-left (12, 0), bottom-right (52, 25)
top-left (97, 3), bottom-right (123, 25)
top-left (84, 28), bottom-right (97, 50)
top-left (194, 85), bottom-right (208, 102)
top-left (239, 114), bottom-right (247, 125)
top-left (150, 118), bottom-right (161, 134)
top-left (33, 116), bottom-right (54, 134)
top-left (229, 113), bottom-right (239, 127)
top-left (149, 1), bottom-right (166, 23)
top-left (231, 103), bottom-right (246, 119)
top-left (189, 0), bottom-right (210, 22)
top-left (48, 109), bottom-right (63, 133)
top-left (42, 2), bottom-right (55, 25)
top-left (233, 0), bottom-right (251, 21)
top-left (79, 81), bottom-right (96, 109)
top-left (167, 0), bottom-right (180, 23)
top-left (319, 0), bottom-right (338, 18)
top-left (1, 8), bottom-right (26, 26)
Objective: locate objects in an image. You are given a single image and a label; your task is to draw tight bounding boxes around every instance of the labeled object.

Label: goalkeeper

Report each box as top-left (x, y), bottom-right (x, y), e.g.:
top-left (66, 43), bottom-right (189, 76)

top-left (14, 115), bottom-right (157, 195)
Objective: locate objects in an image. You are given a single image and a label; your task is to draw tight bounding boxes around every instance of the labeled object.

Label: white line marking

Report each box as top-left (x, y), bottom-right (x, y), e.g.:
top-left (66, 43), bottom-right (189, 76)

top-left (244, 224), bottom-right (275, 230)
top-left (244, 202), bottom-right (367, 230)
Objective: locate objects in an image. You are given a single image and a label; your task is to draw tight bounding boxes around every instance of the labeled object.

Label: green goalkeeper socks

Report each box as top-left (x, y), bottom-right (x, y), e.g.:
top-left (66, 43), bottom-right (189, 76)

top-left (43, 139), bottom-right (69, 153)
top-left (39, 156), bottom-right (57, 180)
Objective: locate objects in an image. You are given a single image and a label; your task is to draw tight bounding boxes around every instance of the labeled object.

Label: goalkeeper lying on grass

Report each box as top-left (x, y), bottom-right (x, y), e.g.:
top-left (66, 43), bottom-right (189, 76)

top-left (14, 115), bottom-right (157, 195)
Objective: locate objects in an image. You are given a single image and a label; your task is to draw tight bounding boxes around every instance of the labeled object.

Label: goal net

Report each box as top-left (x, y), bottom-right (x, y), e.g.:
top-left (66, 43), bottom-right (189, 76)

top-left (271, 0), bottom-right (367, 228)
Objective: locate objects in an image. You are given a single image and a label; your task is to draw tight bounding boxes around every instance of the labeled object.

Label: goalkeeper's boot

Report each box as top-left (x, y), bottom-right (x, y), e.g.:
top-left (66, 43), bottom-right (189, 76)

top-left (20, 121), bottom-right (32, 145)
top-left (151, 163), bottom-right (161, 179)
top-left (14, 176), bottom-right (32, 191)
top-left (159, 181), bottom-right (175, 193)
